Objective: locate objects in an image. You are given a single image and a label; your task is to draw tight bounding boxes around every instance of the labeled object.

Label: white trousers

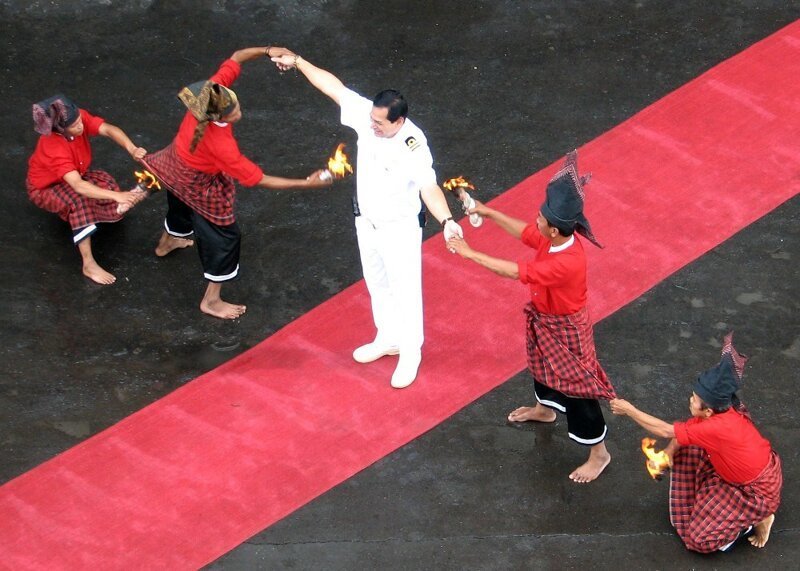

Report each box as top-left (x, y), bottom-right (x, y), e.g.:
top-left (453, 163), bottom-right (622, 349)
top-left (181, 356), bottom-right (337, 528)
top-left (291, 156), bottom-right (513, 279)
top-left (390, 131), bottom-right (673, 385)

top-left (355, 215), bottom-right (424, 354)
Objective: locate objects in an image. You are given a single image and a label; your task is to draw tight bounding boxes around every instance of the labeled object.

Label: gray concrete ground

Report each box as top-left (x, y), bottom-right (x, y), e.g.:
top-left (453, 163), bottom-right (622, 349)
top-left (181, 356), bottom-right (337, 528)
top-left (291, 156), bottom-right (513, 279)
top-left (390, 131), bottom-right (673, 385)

top-left (0, 1), bottom-right (797, 569)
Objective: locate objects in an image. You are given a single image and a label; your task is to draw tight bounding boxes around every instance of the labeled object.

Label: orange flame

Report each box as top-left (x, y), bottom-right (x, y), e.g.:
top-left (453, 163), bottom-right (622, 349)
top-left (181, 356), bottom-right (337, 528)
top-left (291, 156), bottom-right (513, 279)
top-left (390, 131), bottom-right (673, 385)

top-left (443, 176), bottom-right (475, 194)
top-left (443, 175), bottom-right (483, 227)
top-left (134, 170), bottom-right (161, 191)
top-left (327, 143), bottom-right (353, 178)
top-left (641, 438), bottom-right (670, 480)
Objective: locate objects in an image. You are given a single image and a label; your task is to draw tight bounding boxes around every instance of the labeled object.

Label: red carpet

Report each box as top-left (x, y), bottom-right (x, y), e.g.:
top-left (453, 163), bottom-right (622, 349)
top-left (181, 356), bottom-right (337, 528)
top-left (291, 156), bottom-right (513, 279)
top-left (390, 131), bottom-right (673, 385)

top-left (3, 21), bottom-right (800, 570)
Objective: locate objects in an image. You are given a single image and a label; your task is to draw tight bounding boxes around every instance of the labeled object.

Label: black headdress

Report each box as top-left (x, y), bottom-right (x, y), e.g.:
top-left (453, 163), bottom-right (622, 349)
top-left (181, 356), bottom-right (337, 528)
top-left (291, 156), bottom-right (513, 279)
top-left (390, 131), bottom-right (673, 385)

top-left (32, 94), bottom-right (80, 135)
top-left (540, 150), bottom-right (602, 248)
top-left (694, 332), bottom-right (748, 410)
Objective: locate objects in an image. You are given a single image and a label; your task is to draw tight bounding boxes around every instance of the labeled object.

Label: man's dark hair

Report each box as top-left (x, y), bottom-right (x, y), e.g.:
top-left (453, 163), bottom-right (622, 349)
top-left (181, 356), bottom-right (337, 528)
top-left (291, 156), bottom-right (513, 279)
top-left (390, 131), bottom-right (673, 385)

top-left (372, 89), bottom-right (408, 122)
top-left (698, 394), bottom-right (738, 415)
top-left (543, 216), bottom-right (575, 237)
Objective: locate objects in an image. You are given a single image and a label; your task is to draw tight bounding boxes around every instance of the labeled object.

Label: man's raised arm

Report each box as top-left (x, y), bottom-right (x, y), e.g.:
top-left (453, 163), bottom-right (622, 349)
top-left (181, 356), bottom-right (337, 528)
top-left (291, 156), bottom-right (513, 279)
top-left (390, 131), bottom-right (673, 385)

top-left (270, 47), bottom-right (345, 105)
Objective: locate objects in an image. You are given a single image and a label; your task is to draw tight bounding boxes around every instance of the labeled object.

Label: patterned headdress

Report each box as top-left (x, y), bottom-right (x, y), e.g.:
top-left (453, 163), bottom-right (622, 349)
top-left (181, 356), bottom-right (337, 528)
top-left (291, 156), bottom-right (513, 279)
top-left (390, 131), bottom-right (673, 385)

top-left (32, 94), bottom-right (80, 135)
top-left (693, 332), bottom-right (748, 410)
top-left (178, 80), bottom-right (239, 153)
top-left (540, 150), bottom-right (602, 248)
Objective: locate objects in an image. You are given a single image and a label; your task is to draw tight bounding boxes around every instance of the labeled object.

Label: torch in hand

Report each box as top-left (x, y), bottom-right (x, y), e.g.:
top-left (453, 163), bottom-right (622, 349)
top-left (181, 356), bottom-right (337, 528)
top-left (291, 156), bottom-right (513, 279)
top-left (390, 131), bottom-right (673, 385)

top-left (320, 143), bottom-right (354, 182)
top-left (117, 169), bottom-right (161, 215)
top-left (641, 438), bottom-right (671, 481)
top-left (443, 176), bottom-right (483, 227)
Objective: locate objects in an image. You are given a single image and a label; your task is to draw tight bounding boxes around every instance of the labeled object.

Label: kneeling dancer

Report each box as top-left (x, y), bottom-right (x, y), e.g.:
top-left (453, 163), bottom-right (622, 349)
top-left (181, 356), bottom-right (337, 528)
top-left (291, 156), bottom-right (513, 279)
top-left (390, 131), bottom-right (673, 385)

top-left (26, 94), bottom-right (147, 284)
top-left (144, 47), bottom-right (330, 319)
top-left (611, 333), bottom-right (783, 552)
top-left (448, 151), bottom-right (615, 483)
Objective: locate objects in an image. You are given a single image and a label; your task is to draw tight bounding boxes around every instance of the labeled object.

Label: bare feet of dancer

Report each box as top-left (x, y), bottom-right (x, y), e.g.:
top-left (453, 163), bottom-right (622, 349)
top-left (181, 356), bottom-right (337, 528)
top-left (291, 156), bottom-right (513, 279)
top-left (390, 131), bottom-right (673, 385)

top-left (78, 237), bottom-right (116, 285)
top-left (82, 259), bottom-right (116, 284)
top-left (200, 282), bottom-right (246, 320)
top-left (569, 442), bottom-right (611, 483)
top-left (748, 514), bottom-right (775, 548)
top-left (155, 231), bottom-right (194, 257)
top-left (507, 403), bottom-right (557, 423)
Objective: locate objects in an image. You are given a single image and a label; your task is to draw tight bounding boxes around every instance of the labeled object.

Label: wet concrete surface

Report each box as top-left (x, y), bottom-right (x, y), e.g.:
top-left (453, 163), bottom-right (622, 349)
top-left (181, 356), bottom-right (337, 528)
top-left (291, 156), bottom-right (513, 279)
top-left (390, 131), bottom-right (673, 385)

top-left (0, 1), bottom-right (798, 569)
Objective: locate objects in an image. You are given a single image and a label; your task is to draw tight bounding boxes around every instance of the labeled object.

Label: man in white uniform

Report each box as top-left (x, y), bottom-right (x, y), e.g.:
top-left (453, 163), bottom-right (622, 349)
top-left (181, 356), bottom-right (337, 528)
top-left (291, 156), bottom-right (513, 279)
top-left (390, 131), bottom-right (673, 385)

top-left (271, 47), bottom-right (462, 388)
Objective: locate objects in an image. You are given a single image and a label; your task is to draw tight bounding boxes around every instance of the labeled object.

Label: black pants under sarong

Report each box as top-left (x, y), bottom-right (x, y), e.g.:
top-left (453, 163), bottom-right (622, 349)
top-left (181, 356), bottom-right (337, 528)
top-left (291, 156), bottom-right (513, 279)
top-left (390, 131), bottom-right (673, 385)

top-left (533, 380), bottom-right (607, 445)
top-left (164, 191), bottom-right (241, 282)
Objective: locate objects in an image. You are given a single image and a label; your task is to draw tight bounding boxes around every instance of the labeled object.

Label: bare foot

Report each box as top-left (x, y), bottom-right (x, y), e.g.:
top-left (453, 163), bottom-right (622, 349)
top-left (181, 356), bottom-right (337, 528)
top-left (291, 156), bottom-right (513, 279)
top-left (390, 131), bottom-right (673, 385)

top-left (507, 404), bottom-right (557, 423)
top-left (200, 298), bottom-right (247, 320)
top-left (82, 261), bottom-right (116, 285)
top-left (569, 448), bottom-right (611, 483)
top-left (748, 514), bottom-right (775, 548)
top-left (155, 231), bottom-right (194, 257)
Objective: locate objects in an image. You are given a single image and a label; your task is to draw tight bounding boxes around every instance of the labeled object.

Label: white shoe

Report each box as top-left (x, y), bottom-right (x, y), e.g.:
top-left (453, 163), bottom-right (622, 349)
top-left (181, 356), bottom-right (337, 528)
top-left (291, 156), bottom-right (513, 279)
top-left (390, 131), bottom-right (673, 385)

top-left (391, 352), bottom-right (421, 389)
top-left (353, 341), bottom-right (399, 363)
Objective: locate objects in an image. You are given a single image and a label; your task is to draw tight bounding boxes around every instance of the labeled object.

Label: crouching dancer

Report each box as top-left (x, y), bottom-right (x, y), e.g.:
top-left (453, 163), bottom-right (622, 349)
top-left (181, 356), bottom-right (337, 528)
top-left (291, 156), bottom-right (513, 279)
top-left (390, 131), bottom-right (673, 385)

top-left (611, 333), bottom-right (782, 553)
top-left (26, 94), bottom-right (147, 284)
top-left (143, 47), bottom-right (330, 319)
top-left (447, 151), bottom-right (615, 483)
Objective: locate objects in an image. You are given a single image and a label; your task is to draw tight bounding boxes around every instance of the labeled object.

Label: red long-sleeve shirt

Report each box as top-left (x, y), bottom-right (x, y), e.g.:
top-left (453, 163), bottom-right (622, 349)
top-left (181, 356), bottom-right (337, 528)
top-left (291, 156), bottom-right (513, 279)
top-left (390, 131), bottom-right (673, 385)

top-left (27, 109), bottom-right (105, 189)
top-left (517, 224), bottom-right (587, 315)
top-left (674, 408), bottom-right (773, 484)
top-left (174, 59), bottom-right (263, 187)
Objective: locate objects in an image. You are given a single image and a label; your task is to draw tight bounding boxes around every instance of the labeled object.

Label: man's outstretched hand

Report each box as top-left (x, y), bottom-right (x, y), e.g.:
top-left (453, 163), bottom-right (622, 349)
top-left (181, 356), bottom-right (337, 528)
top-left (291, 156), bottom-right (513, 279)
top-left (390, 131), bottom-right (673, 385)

top-left (269, 47), bottom-right (299, 71)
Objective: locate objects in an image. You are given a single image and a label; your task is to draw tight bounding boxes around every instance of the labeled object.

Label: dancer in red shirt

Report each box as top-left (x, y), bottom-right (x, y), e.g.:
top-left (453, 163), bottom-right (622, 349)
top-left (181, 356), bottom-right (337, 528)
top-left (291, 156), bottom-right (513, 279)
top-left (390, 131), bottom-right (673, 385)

top-left (448, 151), bottom-right (615, 483)
top-left (611, 333), bottom-right (783, 552)
top-left (26, 95), bottom-right (147, 284)
top-left (144, 47), bottom-right (331, 319)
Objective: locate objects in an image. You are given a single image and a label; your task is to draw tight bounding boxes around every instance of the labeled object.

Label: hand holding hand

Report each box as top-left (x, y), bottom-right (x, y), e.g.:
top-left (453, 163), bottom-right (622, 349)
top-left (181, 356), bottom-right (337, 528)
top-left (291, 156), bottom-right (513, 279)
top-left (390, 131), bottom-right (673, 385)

top-left (443, 218), bottom-right (463, 241)
top-left (270, 47), bottom-right (300, 71)
top-left (446, 235), bottom-right (472, 257)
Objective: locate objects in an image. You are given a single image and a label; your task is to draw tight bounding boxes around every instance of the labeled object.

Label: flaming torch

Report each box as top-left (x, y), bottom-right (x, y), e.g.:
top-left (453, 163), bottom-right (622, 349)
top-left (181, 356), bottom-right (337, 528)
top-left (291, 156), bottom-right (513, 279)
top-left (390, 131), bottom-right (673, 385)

top-left (443, 176), bottom-right (483, 227)
top-left (116, 169), bottom-right (162, 215)
top-left (320, 143), bottom-right (353, 181)
top-left (641, 438), bottom-right (671, 480)
top-left (133, 169), bottom-right (162, 195)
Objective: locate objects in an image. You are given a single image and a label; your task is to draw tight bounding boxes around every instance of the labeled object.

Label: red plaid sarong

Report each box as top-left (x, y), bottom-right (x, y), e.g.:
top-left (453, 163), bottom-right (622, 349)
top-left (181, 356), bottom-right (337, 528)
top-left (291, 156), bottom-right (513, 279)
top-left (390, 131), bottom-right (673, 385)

top-left (142, 143), bottom-right (237, 226)
top-left (524, 303), bottom-right (616, 400)
top-left (669, 445), bottom-right (783, 553)
top-left (26, 170), bottom-right (122, 231)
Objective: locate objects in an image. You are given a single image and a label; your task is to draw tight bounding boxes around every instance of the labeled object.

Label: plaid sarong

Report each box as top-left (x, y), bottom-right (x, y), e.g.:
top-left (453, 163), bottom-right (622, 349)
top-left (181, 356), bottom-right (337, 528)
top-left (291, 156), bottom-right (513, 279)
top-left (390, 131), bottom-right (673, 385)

top-left (26, 169), bottom-right (122, 231)
top-left (142, 143), bottom-right (237, 226)
top-left (669, 445), bottom-right (783, 553)
top-left (524, 303), bottom-right (616, 400)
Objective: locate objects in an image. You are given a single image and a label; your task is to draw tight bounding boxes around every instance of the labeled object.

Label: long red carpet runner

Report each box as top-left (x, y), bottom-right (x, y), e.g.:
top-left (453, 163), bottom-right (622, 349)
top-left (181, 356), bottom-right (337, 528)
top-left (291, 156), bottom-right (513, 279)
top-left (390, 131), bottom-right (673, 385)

top-left (2, 20), bottom-right (799, 569)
